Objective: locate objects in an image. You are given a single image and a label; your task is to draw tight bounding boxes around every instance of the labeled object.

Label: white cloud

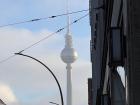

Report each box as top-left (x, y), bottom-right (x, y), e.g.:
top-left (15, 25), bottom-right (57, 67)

top-left (0, 83), bottom-right (17, 105)
top-left (0, 27), bottom-right (91, 105)
top-left (0, 0), bottom-right (91, 104)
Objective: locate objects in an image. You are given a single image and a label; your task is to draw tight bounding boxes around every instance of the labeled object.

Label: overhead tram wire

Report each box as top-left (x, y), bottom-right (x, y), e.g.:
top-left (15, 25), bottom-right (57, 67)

top-left (0, 9), bottom-right (88, 28)
top-left (0, 13), bottom-right (89, 65)
top-left (0, 55), bottom-right (16, 64)
top-left (19, 13), bottom-right (89, 53)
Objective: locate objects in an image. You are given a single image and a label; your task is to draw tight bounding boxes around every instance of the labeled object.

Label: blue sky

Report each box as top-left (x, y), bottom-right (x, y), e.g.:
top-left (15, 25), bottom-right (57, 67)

top-left (0, 0), bottom-right (91, 105)
top-left (0, 0), bottom-right (90, 33)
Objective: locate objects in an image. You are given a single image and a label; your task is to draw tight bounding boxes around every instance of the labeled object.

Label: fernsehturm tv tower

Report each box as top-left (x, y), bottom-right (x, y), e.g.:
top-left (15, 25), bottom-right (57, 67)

top-left (60, 0), bottom-right (78, 105)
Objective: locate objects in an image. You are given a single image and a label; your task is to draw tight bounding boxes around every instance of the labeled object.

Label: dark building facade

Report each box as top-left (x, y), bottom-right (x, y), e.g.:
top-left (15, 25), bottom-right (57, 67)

top-left (89, 0), bottom-right (140, 105)
top-left (88, 78), bottom-right (93, 105)
top-left (126, 0), bottom-right (140, 105)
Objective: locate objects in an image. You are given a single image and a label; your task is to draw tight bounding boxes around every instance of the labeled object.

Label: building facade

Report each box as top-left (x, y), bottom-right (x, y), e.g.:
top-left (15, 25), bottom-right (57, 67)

top-left (90, 0), bottom-right (140, 105)
top-left (88, 78), bottom-right (93, 105)
top-left (126, 0), bottom-right (140, 105)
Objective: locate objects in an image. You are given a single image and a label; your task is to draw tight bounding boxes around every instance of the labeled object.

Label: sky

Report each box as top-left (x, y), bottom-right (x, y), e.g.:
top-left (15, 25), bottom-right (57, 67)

top-left (0, 0), bottom-right (91, 105)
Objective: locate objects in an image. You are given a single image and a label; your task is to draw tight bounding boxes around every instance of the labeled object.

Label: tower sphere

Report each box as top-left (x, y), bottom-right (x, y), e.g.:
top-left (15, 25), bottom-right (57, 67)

top-left (61, 47), bottom-right (78, 64)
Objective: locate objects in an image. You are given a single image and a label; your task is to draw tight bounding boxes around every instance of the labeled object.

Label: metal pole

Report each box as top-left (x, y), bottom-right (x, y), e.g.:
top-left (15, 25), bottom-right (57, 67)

top-left (15, 52), bottom-right (64, 105)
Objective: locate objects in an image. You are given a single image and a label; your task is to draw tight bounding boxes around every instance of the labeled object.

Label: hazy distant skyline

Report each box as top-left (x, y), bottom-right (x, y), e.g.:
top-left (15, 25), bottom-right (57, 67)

top-left (0, 0), bottom-right (91, 105)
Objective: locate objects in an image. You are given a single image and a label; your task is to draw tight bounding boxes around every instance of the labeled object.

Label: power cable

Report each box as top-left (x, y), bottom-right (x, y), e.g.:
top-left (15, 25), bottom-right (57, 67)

top-left (19, 13), bottom-right (89, 53)
top-left (0, 13), bottom-right (89, 64)
top-left (0, 9), bottom-right (88, 28)
top-left (0, 55), bottom-right (16, 64)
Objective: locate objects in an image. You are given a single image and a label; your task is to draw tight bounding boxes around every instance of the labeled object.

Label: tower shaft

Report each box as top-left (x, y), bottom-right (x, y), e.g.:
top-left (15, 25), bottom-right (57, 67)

top-left (66, 64), bottom-right (72, 105)
top-left (60, 1), bottom-right (78, 105)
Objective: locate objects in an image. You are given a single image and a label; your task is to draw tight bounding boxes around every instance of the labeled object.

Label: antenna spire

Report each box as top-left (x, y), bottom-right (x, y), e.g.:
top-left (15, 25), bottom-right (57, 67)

top-left (60, 1), bottom-right (78, 105)
top-left (67, 0), bottom-right (70, 34)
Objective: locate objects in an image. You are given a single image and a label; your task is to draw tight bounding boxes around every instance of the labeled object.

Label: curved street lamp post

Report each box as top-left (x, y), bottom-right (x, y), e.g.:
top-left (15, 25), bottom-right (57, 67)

top-left (15, 52), bottom-right (64, 105)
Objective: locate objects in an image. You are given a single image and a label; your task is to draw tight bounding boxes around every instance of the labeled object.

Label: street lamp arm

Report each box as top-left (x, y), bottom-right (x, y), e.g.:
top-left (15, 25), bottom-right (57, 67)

top-left (49, 101), bottom-right (59, 105)
top-left (15, 52), bottom-right (64, 105)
